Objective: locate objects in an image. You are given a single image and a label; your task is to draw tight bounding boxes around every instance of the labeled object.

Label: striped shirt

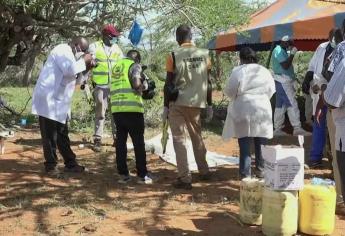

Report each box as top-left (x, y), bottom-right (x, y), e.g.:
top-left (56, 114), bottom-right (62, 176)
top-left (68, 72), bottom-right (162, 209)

top-left (324, 57), bottom-right (345, 151)
top-left (328, 41), bottom-right (345, 73)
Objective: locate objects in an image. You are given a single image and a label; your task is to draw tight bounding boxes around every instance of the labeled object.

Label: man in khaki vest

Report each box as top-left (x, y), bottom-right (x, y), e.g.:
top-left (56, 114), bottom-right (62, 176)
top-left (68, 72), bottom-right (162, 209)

top-left (162, 24), bottom-right (213, 190)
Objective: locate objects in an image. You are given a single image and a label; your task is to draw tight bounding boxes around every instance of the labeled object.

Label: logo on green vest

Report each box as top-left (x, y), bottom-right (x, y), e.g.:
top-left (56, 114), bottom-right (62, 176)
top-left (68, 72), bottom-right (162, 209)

top-left (113, 63), bottom-right (125, 79)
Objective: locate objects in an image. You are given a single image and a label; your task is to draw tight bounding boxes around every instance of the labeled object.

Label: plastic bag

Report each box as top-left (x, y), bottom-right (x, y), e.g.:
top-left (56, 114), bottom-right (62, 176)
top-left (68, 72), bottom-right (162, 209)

top-left (128, 21), bottom-right (144, 46)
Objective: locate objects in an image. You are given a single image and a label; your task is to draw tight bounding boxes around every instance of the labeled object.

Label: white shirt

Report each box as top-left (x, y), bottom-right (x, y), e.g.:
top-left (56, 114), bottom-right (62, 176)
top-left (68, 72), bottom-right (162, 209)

top-left (32, 44), bottom-right (86, 124)
top-left (308, 42), bottom-right (329, 114)
top-left (324, 58), bottom-right (345, 151)
top-left (222, 64), bottom-right (276, 140)
top-left (89, 42), bottom-right (123, 89)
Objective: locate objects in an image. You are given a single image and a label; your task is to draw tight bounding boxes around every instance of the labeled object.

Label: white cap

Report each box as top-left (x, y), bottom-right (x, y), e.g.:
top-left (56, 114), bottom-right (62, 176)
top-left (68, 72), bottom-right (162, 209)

top-left (281, 35), bottom-right (290, 42)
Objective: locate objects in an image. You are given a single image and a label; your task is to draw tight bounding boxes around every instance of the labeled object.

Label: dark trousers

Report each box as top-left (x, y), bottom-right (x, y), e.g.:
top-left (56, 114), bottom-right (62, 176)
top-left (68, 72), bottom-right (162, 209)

top-left (38, 116), bottom-right (77, 171)
top-left (336, 139), bottom-right (345, 205)
top-left (113, 112), bottom-right (147, 178)
top-left (310, 106), bottom-right (327, 162)
top-left (237, 137), bottom-right (266, 178)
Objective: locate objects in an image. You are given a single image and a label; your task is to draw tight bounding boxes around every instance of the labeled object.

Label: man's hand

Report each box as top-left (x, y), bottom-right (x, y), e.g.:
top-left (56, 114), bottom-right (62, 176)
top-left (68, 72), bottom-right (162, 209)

top-left (83, 53), bottom-right (93, 64)
top-left (315, 94), bottom-right (325, 125)
top-left (142, 80), bottom-right (149, 91)
top-left (312, 84), bottom-right (320, 94)
top-left (83, 54), bottom-right (96, 71)
top-left (293, 81), bottom-right (299, 91)
top-left (205, 105), bottom-right (213, 123)
top-left (321, 84), bottom-right (327, 92)
top-left (290, 47), bottom-right (298, 55)
top-left (162, 107), bottom-right (169, 123)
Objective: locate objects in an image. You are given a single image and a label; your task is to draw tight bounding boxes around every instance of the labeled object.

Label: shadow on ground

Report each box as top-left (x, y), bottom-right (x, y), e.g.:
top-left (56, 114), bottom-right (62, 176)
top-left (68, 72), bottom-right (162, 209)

top-left (0, 128), bottom-right (343, 235)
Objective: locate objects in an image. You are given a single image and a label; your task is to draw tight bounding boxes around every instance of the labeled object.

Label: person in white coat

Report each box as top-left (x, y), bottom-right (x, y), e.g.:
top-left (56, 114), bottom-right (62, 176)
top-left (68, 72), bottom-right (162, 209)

top-left (32, 37), bottom-right (93, 174)
top-left (222, 47), bottom-right (275, 179)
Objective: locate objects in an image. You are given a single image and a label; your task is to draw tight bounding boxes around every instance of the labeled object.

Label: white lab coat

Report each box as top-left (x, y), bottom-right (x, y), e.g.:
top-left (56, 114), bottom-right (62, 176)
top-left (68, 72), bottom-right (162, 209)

top-left (222, 64), bottom-right (276, 140)
top-left (32, 44), bottom-right (86, 124)
top-left (308, 42), bottom-right (329, 115)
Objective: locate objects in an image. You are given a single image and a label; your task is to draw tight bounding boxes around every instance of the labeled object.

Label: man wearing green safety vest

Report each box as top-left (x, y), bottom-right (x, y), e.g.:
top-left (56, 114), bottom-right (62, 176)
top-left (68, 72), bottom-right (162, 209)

top-left (111, 49), bottom-right (152, 184)
top-left (89, 24), bottom-right (123, 152)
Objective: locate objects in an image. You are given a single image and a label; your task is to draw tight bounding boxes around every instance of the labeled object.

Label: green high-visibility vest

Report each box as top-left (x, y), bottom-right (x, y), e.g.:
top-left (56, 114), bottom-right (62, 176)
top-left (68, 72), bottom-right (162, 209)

top-left (92, 41), bottom-right (121, 85)
top-left (110, 58), bottom-right (144, 113)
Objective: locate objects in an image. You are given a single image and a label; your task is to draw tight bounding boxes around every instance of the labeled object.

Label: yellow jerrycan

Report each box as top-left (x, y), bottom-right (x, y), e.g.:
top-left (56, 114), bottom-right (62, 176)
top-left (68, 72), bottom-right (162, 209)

top-left (299, 184), bottom-right (336, 235)
top-left (239, 178), bottom-right (264, 225)
top-left (262, 188), bottom-right (298, 236)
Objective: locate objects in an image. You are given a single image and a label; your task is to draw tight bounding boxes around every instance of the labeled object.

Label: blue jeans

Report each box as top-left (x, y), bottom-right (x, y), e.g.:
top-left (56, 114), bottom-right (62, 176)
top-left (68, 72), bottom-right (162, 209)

top-left (237, 137), bottom-right (266, 178)
top-left (310, 106), bottom-right (327, 162)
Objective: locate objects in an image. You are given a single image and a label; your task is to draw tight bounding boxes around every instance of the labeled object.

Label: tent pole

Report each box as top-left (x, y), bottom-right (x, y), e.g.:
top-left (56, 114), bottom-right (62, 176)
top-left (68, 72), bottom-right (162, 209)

top-left (266, 42), bottom-right (275, 69)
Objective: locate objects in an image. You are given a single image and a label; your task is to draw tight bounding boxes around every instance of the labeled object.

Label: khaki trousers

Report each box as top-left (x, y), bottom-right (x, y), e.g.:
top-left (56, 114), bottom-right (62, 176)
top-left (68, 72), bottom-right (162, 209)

top-left (169, 104), bottom-right (209, 183)
top-left (93, 87), bottom-right (116, 141)
top-left (327, 110), bottom-right (343, 200)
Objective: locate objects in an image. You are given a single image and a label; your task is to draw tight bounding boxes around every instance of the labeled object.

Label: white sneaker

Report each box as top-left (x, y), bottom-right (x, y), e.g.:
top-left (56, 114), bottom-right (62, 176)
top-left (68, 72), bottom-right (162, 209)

top-left (274, 129), bottom-right (287, 136)
top-left (137, 175), bottom-right (153, 184)
top-left (118, 175), bottom-right (131, 184)
top-left (293, 127), bottom-right (311, 136)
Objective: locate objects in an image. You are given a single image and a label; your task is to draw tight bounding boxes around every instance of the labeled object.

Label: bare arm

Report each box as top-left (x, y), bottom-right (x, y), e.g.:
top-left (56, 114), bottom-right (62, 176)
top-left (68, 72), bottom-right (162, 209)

top-left (129, 63), bottom-right (143, 91)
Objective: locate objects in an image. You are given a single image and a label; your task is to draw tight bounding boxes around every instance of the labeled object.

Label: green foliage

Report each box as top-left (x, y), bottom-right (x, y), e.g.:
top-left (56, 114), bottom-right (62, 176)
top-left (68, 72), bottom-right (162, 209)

top-left (0, 87), bottom-right (33, 126)
top-left (150, 0), bottom-right (253, 48)
top-left (1, 0), bottom-right (300, 133)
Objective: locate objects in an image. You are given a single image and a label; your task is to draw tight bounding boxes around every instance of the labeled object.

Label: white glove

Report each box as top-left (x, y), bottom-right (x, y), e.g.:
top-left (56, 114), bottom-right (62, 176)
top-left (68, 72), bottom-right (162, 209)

top-left (205, 105), bottom-right (213, 123)
top-left (290, 47), bottom-right (298, 55)
top-left (142, 80), bottom-right (149, 91)
top-left (162, 107), bottom-right (169, 123)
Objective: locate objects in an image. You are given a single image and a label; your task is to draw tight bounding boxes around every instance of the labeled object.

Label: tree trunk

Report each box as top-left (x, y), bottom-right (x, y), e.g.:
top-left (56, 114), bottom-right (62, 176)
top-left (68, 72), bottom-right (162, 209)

top-left (22, 41), bottom-right (41, 86)
top-left (22, 54), bottom-right (36, 86)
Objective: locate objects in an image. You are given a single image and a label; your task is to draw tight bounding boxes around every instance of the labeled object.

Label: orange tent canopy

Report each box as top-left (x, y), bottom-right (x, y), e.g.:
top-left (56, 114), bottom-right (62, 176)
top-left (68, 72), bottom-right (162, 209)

top-left (208, 0), bottom-right (345, 51)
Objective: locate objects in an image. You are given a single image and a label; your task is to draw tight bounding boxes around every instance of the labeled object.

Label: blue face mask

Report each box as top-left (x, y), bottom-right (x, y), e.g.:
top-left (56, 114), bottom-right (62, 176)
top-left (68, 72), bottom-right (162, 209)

top-left (110, 37), bottom-right (118, 45)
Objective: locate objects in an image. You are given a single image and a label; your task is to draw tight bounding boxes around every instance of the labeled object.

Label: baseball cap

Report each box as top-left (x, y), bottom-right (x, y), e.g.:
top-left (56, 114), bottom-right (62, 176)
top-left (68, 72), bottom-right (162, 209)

top-left (281, 35), bottom-right (291, 42)
top-left (102, 24), bottom-right (120, 37)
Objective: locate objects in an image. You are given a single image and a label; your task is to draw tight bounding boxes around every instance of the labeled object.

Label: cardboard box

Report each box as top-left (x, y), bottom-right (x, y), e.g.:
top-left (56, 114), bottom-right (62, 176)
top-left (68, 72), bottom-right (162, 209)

top-left (262, 145), bottom-right (304, 190)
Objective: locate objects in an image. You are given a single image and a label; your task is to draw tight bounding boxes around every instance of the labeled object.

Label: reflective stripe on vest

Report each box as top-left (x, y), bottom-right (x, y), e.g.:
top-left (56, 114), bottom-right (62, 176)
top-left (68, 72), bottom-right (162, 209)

top-left (110, 58), bottom-right (144, 113)
top-left (92, 41), bottom-right (119, 86)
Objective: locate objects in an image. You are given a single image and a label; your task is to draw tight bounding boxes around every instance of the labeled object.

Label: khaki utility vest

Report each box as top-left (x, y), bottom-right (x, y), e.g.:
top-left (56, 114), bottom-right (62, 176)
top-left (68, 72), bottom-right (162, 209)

top-left (173, 46), bottom-right (209, 108)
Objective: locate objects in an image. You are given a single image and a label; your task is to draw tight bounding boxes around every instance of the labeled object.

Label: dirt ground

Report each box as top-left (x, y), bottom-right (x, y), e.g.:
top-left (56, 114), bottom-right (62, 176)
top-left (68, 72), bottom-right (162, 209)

top-left (0, 128), bottom-right (344, 236)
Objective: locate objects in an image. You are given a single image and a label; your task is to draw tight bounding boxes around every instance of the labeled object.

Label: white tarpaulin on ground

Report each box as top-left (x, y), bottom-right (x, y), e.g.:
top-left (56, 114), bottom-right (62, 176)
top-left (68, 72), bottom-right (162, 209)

top-left (143, 131), bottom-right (239, 171)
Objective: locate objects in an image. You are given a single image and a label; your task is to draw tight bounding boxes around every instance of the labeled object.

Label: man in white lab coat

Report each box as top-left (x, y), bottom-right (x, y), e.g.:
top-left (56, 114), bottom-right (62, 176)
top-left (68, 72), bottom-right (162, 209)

top-left (32, 37), bottom-right (93, 173)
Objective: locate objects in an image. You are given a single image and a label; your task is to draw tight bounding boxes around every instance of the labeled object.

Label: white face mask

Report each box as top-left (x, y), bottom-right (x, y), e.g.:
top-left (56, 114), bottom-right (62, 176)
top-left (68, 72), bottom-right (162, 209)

top-left (109, 37), bottom-right (118, 45)
top-left (74, 45), bottom-right (84, 60)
